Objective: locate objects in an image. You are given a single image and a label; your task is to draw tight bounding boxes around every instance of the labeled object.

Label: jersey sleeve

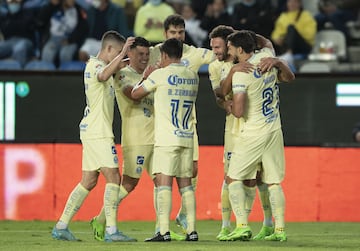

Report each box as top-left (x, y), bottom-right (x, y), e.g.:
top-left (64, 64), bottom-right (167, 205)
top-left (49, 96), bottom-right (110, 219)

top-left (208, 61), bottom-right (221, 90)
top-left (232, 71), bottom-right (251, 94)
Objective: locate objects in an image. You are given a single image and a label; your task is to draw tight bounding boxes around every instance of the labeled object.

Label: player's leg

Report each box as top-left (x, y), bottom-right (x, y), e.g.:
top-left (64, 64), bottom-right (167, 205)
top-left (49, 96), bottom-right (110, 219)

top-left (223, 136), bottom-right (263, 241)
top-left (216, 129), bottom-right (234, 240)
top-left (176, 147), bottom-right (198, 241)
top-left (262, 130), bottom-right (287, 242)
top-left (253, 165), bottom-right (274, 240)
top-left (99, 139), bottom-right (137, 242)
top-left (145, 146), bottom-right (175, 242)
top-left (91, 145), bottom-right (150, 240)
top-left (52, 139), bottom-right (101, 241)
top-left (224, 177), bottom-right (255, 241)
top-left (52, 171), bottom-right (98, 241)
top-left (175, 131), bottom-right (199, 232)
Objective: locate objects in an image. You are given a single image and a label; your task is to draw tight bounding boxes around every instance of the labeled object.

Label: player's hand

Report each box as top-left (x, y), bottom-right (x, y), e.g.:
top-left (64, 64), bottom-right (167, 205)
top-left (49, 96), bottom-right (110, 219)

top-left (258, 57), bottom-right (279, 73)
top-left (121, 37), bottom-right (135, 57)
top-left (224, 100), bottom-right (232, 115)
top-left (142, 65), bottom-right (158, 79)
top-left (233, 61), bottom-right (254, 73)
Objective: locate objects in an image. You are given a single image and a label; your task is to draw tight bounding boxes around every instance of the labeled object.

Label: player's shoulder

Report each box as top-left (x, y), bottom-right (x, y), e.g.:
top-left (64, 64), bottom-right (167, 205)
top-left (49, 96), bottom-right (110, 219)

top-left (209, 59), bottom-right (223, 68)
top-left (209, 59), bottom-right (223, 72)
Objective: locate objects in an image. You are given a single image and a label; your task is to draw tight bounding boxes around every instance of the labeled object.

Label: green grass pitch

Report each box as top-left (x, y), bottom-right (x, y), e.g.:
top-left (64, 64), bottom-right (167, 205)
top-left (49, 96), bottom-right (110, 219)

top-left (1, 220), bottom-right (359, 251)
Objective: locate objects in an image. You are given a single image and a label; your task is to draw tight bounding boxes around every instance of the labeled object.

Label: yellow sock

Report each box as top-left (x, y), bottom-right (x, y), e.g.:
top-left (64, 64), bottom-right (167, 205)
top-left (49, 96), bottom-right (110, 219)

top-left (153, 186), bottom-right (159, 233)
top-left (268, 184), bottom-right (285, 231)
top-left (243, 184), bottom-right (256, 218)
top-left (59, 183), bottom-right (89, 225)
top-left (104, 183), bottom-right (120, 228)
top-left (180, 186), bottom-right (195, 233)
top-left (191, 175), bottom-right (198, 191)
top-left (157, 186), bottom-right (172, 235)
top-left (97, 185), bottom-right (128, 225)
top-left (177, 175), bottom-right (198, 218)
top-left (257, 183), bottom-right (273, 227)
top-left (228, 181), bottom-right (248, 227)
top-left (221, 181), bottom-right (231, 228)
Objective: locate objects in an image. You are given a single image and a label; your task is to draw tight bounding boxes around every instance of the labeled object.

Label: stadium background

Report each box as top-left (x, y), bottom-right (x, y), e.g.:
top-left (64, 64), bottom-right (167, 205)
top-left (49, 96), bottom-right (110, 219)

top-left (0, 71), bottom-right (359, 222)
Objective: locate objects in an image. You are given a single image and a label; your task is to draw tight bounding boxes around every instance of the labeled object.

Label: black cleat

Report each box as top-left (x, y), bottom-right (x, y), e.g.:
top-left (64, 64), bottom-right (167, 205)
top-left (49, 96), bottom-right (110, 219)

top-left (145, 232), bottom-right (171, 242)
top-left (186, 231), bottom-right (199, 241)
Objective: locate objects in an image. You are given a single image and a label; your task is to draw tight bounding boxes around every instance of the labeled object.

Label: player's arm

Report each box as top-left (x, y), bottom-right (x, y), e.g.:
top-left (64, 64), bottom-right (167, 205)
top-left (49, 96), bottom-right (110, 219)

top-left (220, 62), bottom-right (254, 97)
top-left (98, 37), bottom-right (135, 82)
top-left (122, 85), bottom-right (142, 102)
top-left (131, 65), bottom-right (158, 100)
top-left (258, 57), bottom-right (295, 83)
top-left (231, 92), bottom-right (246, 118)
top-left (213, 87), bottom-right (225, 108)
top-left (255, 34), bottom-right (275, 54)
top-left (131, 80), bottom-right (147, 100)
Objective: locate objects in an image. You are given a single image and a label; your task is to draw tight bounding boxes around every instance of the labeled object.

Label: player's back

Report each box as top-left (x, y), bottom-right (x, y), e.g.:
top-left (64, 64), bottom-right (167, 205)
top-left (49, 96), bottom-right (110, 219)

top-left (233, 49), bottom-right (281, 136)
top-left (147, 63), bottom-right (199, 147)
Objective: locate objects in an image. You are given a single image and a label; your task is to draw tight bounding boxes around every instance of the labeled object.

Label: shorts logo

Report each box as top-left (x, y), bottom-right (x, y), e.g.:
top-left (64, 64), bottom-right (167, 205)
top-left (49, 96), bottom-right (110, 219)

top-left (226, 152), bottom-right (232, 160)
top-left (114, 156), bottom-right (118, 164)
top-left (136, 156), bottom-right (144, 165)
top-left (111, 146), bottom-right (117, 154)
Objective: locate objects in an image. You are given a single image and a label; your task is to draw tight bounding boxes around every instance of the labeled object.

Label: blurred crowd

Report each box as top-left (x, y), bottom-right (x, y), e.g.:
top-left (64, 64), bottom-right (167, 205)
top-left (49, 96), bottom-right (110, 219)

top-left (1, 0), bottom-right (360, 70)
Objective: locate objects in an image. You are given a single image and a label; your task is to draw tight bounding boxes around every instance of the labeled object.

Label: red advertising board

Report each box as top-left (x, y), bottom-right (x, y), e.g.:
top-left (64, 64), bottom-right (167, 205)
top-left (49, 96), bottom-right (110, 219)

top-left (0, 144), bottom-right (359, 222)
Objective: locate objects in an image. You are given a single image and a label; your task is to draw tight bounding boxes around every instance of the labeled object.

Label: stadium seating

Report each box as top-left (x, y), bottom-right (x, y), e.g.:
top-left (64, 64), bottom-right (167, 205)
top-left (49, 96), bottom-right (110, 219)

top-left (24, 60), bottom-right (56, 70)
top-left (308, 29), bottom-right (347, 61)
top-left (59, 61), bottom-right (86, 71)
top-left (299, 62), bottom-right (332, 73)
top-left (0, 59), bottom-right (22, 70)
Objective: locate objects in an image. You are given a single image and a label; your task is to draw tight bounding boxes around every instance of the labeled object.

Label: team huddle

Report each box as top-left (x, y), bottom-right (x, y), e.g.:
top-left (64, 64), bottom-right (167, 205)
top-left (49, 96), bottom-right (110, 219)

top-left (51, 14), bottom-right (295, 243)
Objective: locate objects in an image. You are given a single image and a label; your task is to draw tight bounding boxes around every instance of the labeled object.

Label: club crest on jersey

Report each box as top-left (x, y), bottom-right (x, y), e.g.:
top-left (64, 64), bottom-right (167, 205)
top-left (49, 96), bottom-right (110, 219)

top-left (254, 68), bottom-right (262, 78)
top-left (118, 74), bottom-right (125, 80)
top-left (181, 58), bottom-right (190, 67)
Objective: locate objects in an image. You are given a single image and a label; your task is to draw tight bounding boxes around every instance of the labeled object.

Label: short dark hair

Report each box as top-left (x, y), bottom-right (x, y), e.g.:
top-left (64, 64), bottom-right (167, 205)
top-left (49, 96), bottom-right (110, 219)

top-left (164, 14), bottom-right (185, 31)
top-left (227, 30), bottom-right (256, 53)
top-left (209, 25), bottom-right (234, 40)
top-left (130, 36), bottom-right (151, 49)
top-left (101, 30), bottom-right (126, 49)
top-left (160, 38), bottom-right (183, 59)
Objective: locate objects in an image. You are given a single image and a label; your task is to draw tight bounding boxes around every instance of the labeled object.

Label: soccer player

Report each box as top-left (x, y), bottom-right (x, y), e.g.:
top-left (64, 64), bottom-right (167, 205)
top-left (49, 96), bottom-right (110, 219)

top-left (132, 38), bottom-right (200, 242)
top-left (51, 31), bottom-right (137, 242)
top-left (210, 26), bottom-right (291, 241)
top-left (208, 25), bottom-right (253, 240)
top-left (149, 13), bottom-right (215, 234)
top-left (89, 36), bottom-right (155, 241)
top-left (223, 30), bottom-right (295, 242)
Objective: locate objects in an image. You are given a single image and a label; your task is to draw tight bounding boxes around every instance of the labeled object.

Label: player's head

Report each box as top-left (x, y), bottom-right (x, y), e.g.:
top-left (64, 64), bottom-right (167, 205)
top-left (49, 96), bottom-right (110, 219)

top-left (227, 30), bottom-right (256, 63)
top-left (209, 25), bottom-right (235, 61)
top-left (163, 14), bottom-right (186, 42)
top-left (128, 36), bottom-right (151, 73)
top-left (100, 30), bottom-right (126, 63)
top-left (159, 38), bottom-right (183, 67)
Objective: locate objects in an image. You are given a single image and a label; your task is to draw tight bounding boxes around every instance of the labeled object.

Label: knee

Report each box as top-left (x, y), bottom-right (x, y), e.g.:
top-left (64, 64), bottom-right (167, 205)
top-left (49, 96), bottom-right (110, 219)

top-left (81, 179), bottom-right (97, 191)
top-left (121, 176), bottom-right (139, 193)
